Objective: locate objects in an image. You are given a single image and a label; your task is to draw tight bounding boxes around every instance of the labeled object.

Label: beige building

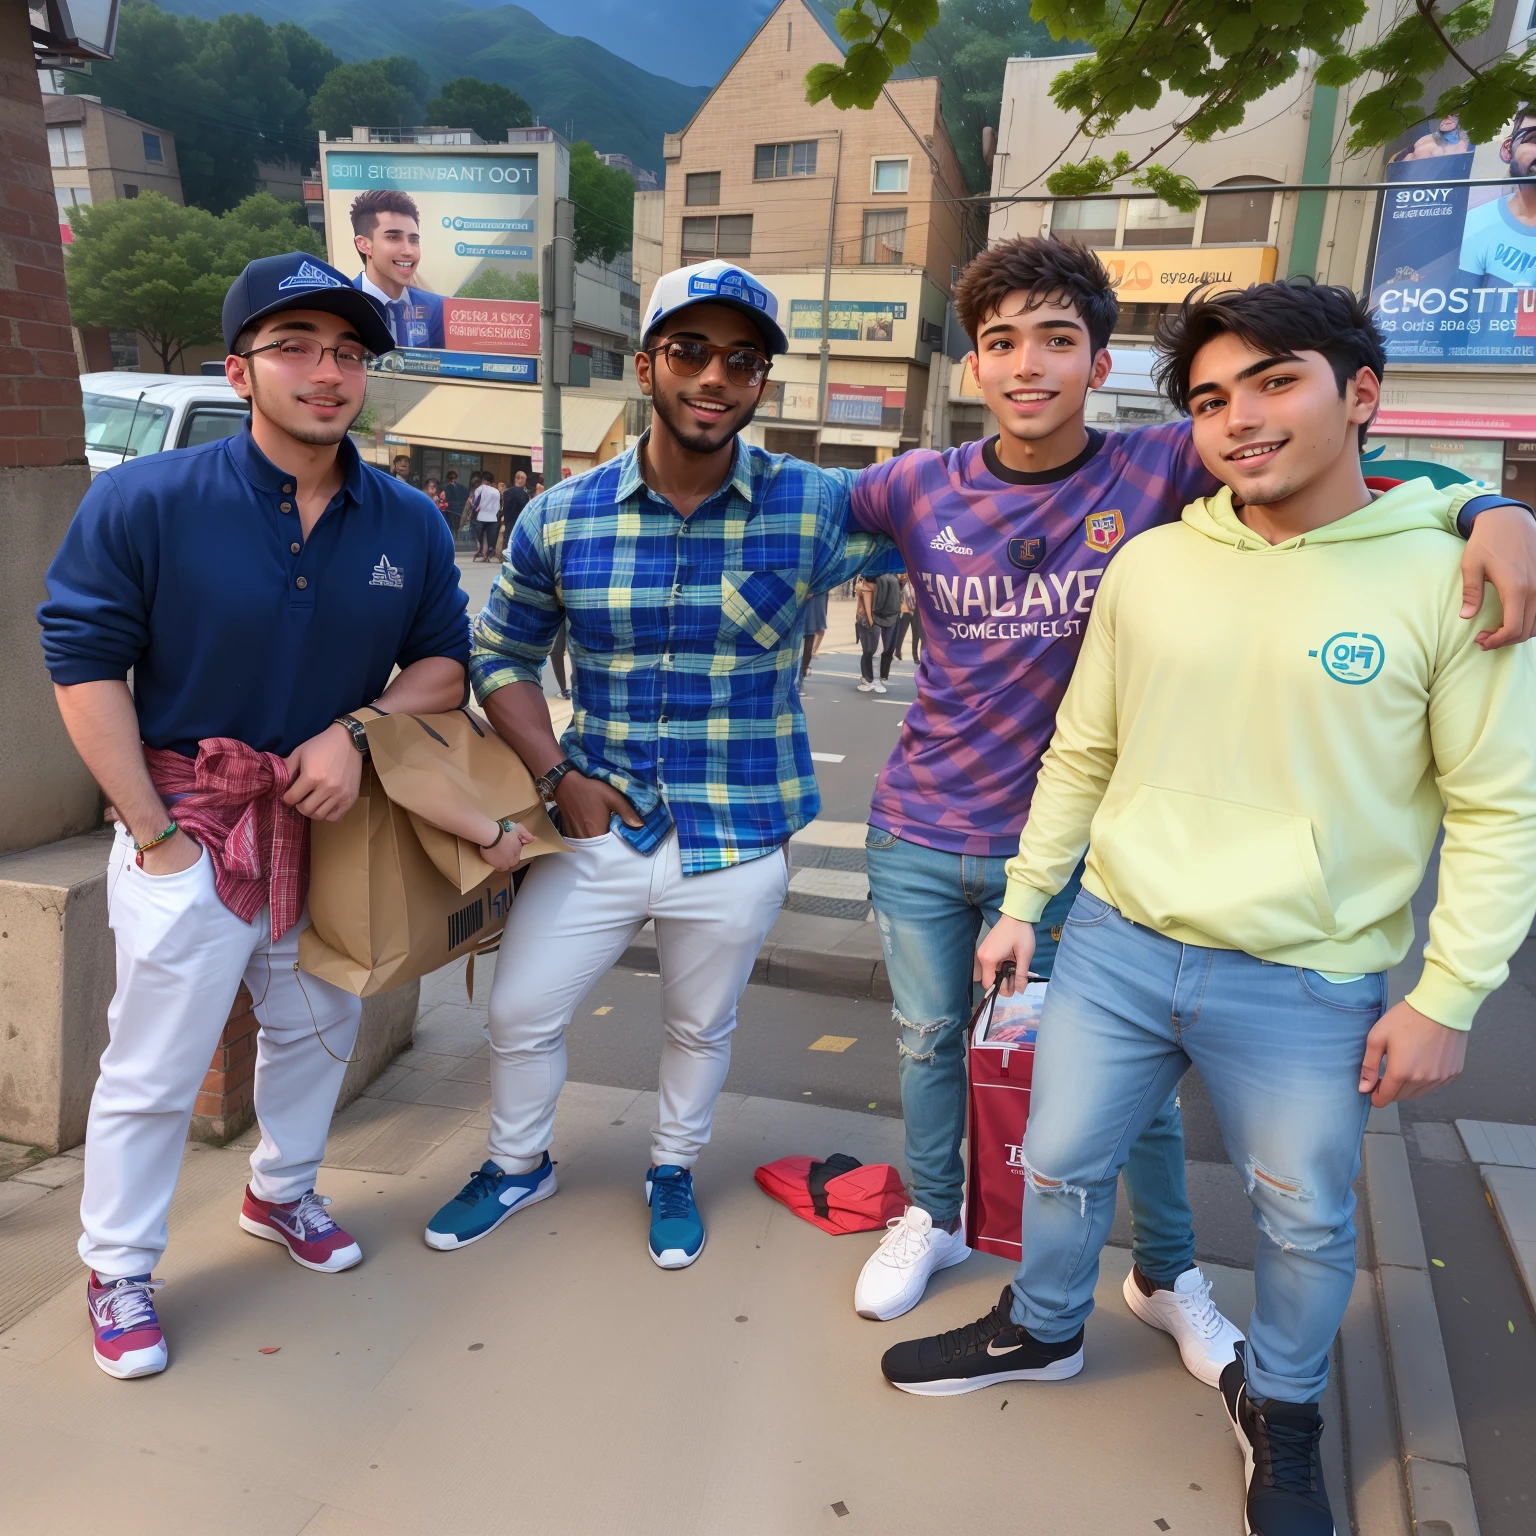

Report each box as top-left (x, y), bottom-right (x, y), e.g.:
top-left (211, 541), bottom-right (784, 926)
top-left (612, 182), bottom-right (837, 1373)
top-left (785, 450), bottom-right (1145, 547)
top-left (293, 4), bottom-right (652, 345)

top-left (986, 0), bottom-right (1536, 495)
top-left (44, 91), bottom-right (182, 233)
top-left (655, 0), bottom-right (981, 466)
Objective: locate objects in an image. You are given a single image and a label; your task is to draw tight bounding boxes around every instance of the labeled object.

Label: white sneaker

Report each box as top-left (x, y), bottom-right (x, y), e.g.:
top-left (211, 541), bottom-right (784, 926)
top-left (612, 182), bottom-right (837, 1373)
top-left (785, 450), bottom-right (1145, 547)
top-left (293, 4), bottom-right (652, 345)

top-left (1122, 1264), bottom-right (1244, 1387)
top-left (854, 1207), bottom-right (970, 1321)
top-left (857, 680), bottom-right (875, 692)
top-left (872, 680), bottom-right (888, 694)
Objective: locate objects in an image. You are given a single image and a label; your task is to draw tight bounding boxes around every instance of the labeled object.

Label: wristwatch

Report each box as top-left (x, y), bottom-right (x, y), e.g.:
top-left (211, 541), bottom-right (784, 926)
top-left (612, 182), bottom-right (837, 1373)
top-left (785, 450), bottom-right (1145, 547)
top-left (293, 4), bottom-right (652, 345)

top-left (333, 714), bottom-right (371, 759)
top-left (535, 758), bottom-right (576, 803)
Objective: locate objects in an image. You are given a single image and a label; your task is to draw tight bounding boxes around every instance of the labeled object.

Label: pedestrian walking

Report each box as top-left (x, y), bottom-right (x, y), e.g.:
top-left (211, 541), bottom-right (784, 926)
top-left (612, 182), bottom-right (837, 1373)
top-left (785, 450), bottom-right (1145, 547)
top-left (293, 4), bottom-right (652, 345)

top-left (422, 261), bottom-right (882, 1266)
top-left (800, 588), bottom-right (829, 681)
top-left (891, 572), bottom-right (921, 662)
top-left (855, 569), bottom-right (901, 692)
top-left (443, 468), bottom-right (468, 534)
top-left (37, 251), bottom-right (474, 1381)
top-left (496, 469), bottom-right (531, 560)
top-left (469, 472), bottom-right (501, 561)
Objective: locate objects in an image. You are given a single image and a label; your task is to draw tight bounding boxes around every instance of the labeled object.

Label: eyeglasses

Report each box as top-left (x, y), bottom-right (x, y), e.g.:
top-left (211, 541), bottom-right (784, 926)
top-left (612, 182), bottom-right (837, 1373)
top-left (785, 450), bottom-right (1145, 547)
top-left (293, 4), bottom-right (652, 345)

top-left (645, 338), bottom-right (771, 388)
top-left (239, 338), bottom-right (371, 371)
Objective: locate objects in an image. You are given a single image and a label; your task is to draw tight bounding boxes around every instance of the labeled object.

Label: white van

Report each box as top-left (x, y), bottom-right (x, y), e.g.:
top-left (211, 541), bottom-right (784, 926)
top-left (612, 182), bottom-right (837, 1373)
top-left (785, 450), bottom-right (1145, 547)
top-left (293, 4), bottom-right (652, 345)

top-left (81, 371), bottom-right (251, 477)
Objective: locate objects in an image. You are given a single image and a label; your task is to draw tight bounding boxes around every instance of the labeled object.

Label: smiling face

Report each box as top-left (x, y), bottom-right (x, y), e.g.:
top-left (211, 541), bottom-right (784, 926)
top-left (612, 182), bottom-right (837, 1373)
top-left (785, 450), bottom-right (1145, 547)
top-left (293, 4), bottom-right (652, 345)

top-left (636, 301), bottom-right (769, 456)
top-left (226, 310), bottom-right (367, 448)
top-left (1185, 332), bottom-right (1380, 507)
top-left (355, 212), bottom-right (422, 298)
top-left (968, 290), bottom-right (1112, 446)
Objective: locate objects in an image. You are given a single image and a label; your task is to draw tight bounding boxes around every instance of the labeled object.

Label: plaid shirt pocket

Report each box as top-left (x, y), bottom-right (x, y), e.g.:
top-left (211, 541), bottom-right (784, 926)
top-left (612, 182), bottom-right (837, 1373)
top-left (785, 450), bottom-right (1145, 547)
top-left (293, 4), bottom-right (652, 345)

top-left (720, 568), bottom-right (805, 650)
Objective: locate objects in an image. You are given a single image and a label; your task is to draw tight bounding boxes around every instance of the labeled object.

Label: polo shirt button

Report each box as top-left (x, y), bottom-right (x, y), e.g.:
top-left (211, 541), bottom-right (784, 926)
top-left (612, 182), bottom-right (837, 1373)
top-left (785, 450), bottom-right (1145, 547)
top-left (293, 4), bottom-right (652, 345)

top-left (282, 483), bottom-right (294, 493)
top-left (290, 541), bottom-right (301, 554)
top-left (295, 576), bottom-right (308, 590)
top-left (280, 501), bottom-right (293, 512)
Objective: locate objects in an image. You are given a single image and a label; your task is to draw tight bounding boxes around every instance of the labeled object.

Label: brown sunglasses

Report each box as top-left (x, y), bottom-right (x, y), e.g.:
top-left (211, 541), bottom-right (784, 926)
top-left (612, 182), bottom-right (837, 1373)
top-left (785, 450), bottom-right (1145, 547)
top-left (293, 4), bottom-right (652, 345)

top-left (645, 337), bottom-right (772, 388)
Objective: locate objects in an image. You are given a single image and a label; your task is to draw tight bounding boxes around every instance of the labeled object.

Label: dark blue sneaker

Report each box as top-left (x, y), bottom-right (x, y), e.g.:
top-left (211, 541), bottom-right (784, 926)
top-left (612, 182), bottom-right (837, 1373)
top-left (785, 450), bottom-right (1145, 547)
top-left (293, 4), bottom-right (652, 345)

top-left (646, 1164), bottom-right (705, 1269)
top-left (424, 1155), bottom-right (557, 1251)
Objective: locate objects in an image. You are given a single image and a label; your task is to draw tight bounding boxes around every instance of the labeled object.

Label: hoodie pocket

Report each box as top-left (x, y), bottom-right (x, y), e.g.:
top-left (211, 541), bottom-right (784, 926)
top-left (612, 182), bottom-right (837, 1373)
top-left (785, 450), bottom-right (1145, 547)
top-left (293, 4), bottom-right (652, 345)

top-left (1098, 785), bottom-right (1337, 951)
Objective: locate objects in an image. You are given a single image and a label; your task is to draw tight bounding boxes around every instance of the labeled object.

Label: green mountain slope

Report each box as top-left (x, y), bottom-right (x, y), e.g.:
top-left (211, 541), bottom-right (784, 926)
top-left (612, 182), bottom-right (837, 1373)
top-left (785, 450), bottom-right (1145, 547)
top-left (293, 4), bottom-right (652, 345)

top-left (160, 0), bottom-right (707, 174)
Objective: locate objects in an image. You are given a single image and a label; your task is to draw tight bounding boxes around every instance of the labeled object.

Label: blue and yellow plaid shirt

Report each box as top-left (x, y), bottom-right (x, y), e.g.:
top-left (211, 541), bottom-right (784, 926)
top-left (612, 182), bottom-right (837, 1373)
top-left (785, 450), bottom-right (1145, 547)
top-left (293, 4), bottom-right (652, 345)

top-left (470, 435), bottom-right (885, 874)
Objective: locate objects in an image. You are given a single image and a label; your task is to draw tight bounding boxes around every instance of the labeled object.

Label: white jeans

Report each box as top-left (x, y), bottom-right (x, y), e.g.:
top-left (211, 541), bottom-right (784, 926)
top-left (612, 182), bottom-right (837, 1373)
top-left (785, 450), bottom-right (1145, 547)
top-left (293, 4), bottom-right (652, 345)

top-left (79, 828), bottom-right (362, 1278)
top-left (486, 830), bottom-right (789, 1171)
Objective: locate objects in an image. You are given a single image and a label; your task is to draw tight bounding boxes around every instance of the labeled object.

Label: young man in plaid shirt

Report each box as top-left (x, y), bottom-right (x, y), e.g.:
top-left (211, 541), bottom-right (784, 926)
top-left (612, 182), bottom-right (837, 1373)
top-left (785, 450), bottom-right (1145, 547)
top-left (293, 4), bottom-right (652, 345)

top-left (423, 262), bottom-right (885, 1266)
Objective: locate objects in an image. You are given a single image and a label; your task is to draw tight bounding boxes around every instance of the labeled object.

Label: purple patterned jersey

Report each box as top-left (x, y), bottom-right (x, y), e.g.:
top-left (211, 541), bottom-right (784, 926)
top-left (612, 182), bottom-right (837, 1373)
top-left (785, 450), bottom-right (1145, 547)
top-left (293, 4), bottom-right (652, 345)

top-left (850, 422), bottom-right (1216, 857)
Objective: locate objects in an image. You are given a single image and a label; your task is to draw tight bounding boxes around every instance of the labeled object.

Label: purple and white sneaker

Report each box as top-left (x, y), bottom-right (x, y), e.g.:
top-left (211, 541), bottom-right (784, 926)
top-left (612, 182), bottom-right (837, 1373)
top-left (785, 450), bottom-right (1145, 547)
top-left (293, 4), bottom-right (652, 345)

top-left (239, 1186), bottom-right (362, 1273)
top-left (88, 1272), bottom-right (167, 1379)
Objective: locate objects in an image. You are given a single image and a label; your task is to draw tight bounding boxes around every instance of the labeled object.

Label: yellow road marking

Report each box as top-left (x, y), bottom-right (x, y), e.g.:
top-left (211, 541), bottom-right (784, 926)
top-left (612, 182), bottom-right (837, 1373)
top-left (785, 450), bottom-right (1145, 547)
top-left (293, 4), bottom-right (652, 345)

top-left (593, 1006), bottom-right (612, 1015)
top-left (809, 1035), bottom-right (857, 1053)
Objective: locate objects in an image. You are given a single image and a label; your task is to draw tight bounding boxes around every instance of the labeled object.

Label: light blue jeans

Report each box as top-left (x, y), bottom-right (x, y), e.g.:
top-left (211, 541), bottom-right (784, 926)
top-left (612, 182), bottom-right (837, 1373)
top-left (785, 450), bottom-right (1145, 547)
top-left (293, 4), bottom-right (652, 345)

top-left (866, 830), bottom-right (1196, 1285)
top-left (1012, 888), bottom-right (1386, 1404)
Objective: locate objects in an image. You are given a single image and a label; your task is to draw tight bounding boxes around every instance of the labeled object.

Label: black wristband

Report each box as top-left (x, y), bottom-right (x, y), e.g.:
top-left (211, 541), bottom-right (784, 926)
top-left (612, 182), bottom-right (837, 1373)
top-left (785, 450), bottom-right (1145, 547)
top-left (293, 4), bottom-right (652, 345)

top-left (535, 758), bottom-right (576, 802)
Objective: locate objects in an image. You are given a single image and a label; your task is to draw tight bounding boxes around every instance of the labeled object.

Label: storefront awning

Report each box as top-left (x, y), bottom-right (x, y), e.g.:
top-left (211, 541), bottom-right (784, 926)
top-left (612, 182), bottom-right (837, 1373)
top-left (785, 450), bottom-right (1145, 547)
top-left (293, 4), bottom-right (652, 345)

top-left (1374, 409), bottom-right (1536, 440)
top-left (388, 384), bottom-right (626, 457)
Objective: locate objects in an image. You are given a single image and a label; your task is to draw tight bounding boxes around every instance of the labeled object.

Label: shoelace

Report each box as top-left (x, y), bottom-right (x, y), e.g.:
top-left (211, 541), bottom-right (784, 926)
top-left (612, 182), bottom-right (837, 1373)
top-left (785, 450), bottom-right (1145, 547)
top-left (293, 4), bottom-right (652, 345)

top-left (456, 1167), bottom-right (504, 1206)
top-left (1257, 1410), bottom-right (1322, 1494)
top-left (652, 1173), bottom-right (695, 1224)
top-left (287, 1190), bottom-right (339, 1239)
top-left (877, 1213), bottom-right (930, 1268)
top-left (102, 1276), bottom-right (164, 1333)
top-left (935, 1294), bottom-right (1012, 1365)
top-left (1173, 1272), bottom-right (1225, 1340)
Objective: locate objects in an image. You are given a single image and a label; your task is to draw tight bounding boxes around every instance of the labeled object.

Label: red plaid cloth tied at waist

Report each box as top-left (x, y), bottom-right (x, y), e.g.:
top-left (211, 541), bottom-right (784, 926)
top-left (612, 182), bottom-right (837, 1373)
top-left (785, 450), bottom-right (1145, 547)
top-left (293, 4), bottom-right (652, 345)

top-left (143, 740), bottom-right (310, 941)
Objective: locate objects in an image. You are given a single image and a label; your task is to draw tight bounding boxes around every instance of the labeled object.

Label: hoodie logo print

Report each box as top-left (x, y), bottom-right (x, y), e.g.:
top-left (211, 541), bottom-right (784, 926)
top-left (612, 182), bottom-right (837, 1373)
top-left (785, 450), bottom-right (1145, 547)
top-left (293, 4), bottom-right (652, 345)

top-left (930, 525), bottom-right (973, 555)
top-left (1311, 631), bottom-right (1385, 685)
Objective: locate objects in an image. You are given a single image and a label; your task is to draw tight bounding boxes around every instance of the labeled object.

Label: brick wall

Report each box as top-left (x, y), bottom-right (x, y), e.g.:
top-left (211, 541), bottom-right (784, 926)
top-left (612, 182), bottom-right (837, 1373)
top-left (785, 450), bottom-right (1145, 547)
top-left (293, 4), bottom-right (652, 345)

top-left (0, 3), bottom-right (87, 469)
top-left (190, 987), bottom-right (261, 1143)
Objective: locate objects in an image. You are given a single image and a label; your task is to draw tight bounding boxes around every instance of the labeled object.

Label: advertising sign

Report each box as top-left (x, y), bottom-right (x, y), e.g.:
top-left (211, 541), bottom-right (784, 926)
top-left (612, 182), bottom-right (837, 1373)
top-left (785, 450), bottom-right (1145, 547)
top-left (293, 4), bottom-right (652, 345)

top-left (1095, 246), bottom-right (1277, 302)
top-left (1366, 113), bottom-right (1536, 363)
top-left (320, 149), bottom-right (542, 382)
top-left (790, 298), bottom-right (908, 342)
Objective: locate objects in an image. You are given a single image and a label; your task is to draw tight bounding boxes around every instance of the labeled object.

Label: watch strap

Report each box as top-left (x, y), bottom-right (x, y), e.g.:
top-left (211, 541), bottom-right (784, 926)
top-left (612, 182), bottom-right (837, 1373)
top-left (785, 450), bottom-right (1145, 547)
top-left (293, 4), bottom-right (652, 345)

top-left (535, 758), bottom-right (575, 802)
top-left (334, 714), bottom-right (371, 758)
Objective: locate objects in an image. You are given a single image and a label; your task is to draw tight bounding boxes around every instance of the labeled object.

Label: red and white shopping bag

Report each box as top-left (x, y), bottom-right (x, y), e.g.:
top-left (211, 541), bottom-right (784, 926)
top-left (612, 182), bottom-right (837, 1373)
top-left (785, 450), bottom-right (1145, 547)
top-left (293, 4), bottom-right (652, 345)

top-left (964, 964), bottom-right (1046, 1260)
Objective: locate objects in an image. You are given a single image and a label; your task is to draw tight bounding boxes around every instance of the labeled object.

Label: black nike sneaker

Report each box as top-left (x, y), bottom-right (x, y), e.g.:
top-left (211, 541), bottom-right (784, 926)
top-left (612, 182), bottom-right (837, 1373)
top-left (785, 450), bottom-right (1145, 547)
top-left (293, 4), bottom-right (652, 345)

top-left (1220, 1343), bottom-right (1336, 1535)
top-left (880, 1283), bottom-right (1085, 1396)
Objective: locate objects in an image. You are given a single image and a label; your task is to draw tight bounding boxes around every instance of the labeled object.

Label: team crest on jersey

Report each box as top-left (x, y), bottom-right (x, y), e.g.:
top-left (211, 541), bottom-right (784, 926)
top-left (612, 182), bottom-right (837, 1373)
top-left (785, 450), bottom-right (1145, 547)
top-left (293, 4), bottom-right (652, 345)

top-left (1084, 509), bottom-right (1124, 552)
top-left (1008, 536), bottom-right (1046, 571)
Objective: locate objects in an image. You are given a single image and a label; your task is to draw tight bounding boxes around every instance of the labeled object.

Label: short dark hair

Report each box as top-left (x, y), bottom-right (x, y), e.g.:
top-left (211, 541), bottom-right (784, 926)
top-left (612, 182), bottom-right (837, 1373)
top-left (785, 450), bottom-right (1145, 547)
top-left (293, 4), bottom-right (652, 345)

top-left (351, 189), bottom-right (422, 238)
top-left (953, 235), bottom-right (1119, 353)
top-left (446, 469), bottom-right (458, 479)
top-left (1154, 279), bottom-right (1386, 447)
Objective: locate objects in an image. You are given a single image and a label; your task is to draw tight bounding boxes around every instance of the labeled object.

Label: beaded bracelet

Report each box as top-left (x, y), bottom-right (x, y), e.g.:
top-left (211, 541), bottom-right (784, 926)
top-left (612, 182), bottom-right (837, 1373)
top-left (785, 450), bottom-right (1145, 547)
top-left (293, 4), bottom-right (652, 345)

top-left (134, 822), bottom-right (178, 867)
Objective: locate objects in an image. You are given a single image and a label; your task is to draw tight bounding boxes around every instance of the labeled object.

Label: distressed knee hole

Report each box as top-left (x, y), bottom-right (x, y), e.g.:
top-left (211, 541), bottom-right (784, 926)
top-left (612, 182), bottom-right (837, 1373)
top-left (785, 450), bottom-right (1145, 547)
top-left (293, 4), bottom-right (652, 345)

top-left (1023, 1159), bottom-right (1089, 1217)
top-left (1244, 1158), bottom-right (1313, 1202)
top-left (893, 1006), bottom-right (948, 1063)
top-left (1254, 1211), bottom-right (1335, 1253)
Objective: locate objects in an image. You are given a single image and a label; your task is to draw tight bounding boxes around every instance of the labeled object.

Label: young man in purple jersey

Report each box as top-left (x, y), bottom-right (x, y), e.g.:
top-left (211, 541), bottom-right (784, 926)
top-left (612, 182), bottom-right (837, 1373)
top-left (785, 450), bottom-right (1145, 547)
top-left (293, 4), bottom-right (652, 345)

top-left (842, 237), bottom-right (1536, 1381)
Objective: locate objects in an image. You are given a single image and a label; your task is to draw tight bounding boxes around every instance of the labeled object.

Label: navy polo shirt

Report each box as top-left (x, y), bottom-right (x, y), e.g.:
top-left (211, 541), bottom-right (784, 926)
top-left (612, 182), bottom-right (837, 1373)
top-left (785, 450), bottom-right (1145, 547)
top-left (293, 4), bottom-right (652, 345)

top-left (39, 425), bottom-right (470, 756)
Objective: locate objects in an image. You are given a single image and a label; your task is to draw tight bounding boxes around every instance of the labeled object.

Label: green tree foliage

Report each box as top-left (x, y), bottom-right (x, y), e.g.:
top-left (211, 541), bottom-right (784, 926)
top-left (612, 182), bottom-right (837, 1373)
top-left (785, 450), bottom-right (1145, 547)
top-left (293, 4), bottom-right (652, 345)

top-left (62, 1), bottom-right (337, 213)
top-left (808, 0), bottom-right (1536, 211)
top-left (309, 57), bottom-right (429, 138)
top-left (569, 141), bottom-right (634, 265)
top-left (65, 192), bottom-right (324, 372)
top-left (911, 0), bottom-right (1083, 191)
top-left (456, 269), bottom-right (540, 300)
top-left (424, 77), bottom-right (533, 142)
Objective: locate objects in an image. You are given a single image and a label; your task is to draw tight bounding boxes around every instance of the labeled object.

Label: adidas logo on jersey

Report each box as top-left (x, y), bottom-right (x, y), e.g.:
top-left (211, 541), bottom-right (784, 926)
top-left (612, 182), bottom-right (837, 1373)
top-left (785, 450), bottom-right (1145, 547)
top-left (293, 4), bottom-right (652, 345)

top-left (929, 525), bottom-right (974, 555)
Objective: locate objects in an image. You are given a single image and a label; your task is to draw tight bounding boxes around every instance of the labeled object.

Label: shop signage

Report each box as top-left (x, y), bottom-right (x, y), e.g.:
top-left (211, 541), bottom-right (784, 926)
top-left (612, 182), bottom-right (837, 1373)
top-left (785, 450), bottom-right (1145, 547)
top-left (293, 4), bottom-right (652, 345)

top-left (1373, 409), bottom-right (1536, 438)
top-left (1093, 246), bottom-right (1277, 300)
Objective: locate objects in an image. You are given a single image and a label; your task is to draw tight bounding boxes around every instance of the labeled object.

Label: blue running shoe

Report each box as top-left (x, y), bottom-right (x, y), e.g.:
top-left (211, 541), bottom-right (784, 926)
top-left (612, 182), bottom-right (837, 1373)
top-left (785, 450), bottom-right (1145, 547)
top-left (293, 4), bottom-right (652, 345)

top-left (646, 1164), bottom-right (705, 1269)
top-left (425, 1155), bottom-right (556, 1251)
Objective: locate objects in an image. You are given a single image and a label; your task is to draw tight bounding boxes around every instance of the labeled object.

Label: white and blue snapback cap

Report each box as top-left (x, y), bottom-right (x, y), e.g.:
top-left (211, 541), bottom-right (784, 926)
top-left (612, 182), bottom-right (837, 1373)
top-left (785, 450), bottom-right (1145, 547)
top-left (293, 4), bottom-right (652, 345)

top-left (642, 260), bottom-right (789, 355)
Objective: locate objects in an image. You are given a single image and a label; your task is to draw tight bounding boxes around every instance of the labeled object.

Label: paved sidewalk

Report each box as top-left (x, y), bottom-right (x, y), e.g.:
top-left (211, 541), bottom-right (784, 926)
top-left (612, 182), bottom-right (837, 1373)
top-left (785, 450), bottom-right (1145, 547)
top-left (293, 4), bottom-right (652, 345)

top-left (0, 965), bottom-right (1330, 1535)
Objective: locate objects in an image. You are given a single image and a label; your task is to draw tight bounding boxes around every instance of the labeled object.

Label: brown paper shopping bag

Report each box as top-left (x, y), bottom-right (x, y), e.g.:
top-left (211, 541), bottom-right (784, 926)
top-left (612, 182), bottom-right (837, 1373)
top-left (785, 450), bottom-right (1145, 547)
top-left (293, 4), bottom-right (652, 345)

top-left (298, 708), bottom-right (567, 996)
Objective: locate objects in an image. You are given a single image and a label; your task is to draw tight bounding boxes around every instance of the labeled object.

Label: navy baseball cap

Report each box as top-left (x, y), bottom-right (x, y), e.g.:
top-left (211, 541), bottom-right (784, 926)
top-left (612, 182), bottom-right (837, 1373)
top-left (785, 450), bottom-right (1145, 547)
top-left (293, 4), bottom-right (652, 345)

top-left (222, 252), bottom-right (396, 356)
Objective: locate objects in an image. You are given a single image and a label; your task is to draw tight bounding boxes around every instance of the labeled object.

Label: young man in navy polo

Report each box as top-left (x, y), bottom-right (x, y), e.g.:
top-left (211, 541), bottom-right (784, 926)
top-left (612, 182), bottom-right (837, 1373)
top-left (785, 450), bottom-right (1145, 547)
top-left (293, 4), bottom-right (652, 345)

top-left (39, 252), bottom-right (473, 1379)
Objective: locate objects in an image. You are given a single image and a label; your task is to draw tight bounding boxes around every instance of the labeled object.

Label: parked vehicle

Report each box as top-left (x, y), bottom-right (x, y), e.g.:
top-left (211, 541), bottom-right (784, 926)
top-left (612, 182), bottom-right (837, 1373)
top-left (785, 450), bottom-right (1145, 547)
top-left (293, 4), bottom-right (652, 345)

top-left (81, 372), bottom-right (250, 477)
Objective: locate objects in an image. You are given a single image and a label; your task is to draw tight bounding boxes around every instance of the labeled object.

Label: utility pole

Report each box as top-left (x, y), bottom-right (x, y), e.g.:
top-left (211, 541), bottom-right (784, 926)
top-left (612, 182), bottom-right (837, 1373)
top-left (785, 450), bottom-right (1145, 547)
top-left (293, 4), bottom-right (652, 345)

top-left (814, 131), bottom-right (842, 465)
top-left (540, 197), bottom-right (575, 478)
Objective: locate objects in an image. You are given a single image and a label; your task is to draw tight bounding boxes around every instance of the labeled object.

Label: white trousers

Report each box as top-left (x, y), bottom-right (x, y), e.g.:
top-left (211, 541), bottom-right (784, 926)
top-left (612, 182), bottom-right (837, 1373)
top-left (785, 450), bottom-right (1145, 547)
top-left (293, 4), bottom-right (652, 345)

top-left (79, 828), bottom-right (362, 1279)
top-left (486, 829), bottom-right (789, 1170)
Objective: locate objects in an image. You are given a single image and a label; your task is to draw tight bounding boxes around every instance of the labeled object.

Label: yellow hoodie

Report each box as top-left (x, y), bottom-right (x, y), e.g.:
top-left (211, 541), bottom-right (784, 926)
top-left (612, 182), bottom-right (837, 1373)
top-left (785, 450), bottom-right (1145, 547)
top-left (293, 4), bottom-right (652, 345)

top-left (1001, 479), bottom-right (1536, 1029)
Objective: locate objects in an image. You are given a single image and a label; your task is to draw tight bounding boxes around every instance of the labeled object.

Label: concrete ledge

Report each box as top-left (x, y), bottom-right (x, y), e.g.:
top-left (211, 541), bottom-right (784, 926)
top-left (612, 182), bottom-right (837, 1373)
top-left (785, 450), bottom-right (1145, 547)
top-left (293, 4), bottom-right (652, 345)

top-left (1338, 1270), bottom-right (1412, 1536)
top-left (1360, 1115), bottom-right (1479, 1535)
top-left (0, 830), bottom-right (114, 1153)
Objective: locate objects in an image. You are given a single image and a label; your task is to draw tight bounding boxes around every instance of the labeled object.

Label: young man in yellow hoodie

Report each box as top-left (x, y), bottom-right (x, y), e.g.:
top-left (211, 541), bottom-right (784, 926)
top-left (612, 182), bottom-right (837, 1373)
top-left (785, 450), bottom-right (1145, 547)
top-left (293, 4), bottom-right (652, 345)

top-left (878, 281), bottom-right (1536, 1536)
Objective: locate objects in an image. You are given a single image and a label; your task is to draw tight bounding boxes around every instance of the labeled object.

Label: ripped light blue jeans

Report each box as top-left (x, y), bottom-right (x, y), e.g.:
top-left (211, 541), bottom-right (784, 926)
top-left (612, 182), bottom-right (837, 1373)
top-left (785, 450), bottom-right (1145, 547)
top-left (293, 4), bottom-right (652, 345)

top-left (1012, 888), bottom-right (1385, 1404)
top-left (866, 829), bottom-right (1195, 1285)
